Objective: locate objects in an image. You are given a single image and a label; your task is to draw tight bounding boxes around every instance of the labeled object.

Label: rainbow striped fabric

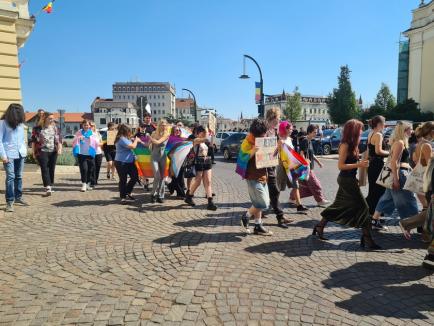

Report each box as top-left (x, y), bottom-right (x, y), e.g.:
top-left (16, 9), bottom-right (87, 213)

top-left (235, 133), bottom-right (255, 179)
top-left (133, 144), bottom-right (170, 178)
top-left (280, 143), bottom-right (309, 183)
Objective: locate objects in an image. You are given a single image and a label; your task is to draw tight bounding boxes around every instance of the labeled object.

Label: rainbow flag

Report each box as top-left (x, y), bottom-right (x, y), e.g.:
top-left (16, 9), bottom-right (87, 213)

top-left (165, 135), bottom-right (185, 155)
top-left (43, 1), bottom-right (54, 14)
top-left (133, 144), bottom-right (169, 178)
top-left (280, 143), bottom-right (309, 183)
top-left (180, 127), bottom-right (191, 139)
top-left (168, 141), bottom-right (194, 177)
top-left (235, 133), bottom-right (255, 179)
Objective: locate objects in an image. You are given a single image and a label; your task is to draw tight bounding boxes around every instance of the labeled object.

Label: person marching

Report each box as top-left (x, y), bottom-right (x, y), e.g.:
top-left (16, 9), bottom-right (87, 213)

top-left (365, 116), bottom-right (389, 229)
top-left (90, 122), bottom-right (103, 186)
top-left (31, 112), bottom-right (62, 196)
top-left (314, 119), bottom-right (381, 250)
top-left (0, 104), bottom-right (28, 212)
top-left (184, 125), bottom-right (217, 211)
top-left (149, 119), bottom-right (170, 203)
top-left (137, 113), bottom-right (156, 191)
top-left (103, 122), bottom-right (117, 180)
top-left (291, 124), bottom-right (330, 206)
top-left (372, 121), bottom-right (419, 221)
top-left (73, 119), bottom-right (99, 192)
top-left (168, 125), bottom-right (187, 198)
top-left (114, 124), bottom-right (142, 204)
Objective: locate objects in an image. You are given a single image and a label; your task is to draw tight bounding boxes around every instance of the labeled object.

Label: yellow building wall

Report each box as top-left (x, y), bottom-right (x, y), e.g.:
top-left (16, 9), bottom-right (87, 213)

top-left (420, 37), bottom-right (434, 113)
top-left (0, 19), bottom-right (22, 114)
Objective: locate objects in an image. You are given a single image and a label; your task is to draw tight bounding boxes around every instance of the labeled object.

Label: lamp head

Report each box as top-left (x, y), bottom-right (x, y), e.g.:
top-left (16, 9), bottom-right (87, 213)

top-left (239, 74), bottom-right (250, 80)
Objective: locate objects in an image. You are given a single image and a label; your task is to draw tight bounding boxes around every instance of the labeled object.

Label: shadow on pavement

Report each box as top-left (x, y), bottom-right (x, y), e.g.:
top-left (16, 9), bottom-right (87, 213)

top-left (322, 261), bottom-right (434, 319)
top-left (53, 199), bottom-right (120, 207)
top-left (173, 216), bottom-right (239, 228)
top-left (153, 230), bottom-right (246, 248)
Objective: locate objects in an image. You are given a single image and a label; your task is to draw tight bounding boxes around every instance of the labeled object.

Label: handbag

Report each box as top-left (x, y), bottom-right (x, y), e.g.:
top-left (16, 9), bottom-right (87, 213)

top-left (358, 150), bottom-right (368, 187)
top-left (184, 146), bottom-right (199, 178)
top-left (403, 148), bottom-right (426, 194)
top-left (275, 164), bottom-right (287, 192)
top-left (376, 155), bottom-right (394, 189)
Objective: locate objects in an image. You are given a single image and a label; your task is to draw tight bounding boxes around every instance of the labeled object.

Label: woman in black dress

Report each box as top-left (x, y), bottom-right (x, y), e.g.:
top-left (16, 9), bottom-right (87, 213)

top-left (365, 116), bottom-right (389, 228)
top-left (313, 119), bottom-right (381, 250)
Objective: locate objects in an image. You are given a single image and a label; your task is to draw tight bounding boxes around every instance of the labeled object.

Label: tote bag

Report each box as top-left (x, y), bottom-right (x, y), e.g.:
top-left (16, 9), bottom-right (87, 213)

top-left (403, 150), bottom-right (426, 194)
top-left (376, 156), bottom-right (393, 189)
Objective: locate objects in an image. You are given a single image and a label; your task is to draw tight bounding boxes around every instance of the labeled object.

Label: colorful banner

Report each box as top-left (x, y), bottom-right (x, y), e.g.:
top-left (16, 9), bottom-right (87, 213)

top-left (134, 144), bottom-right (169, 178)
top-left (280, 143), bottom-right (309, 183)
top-left (168, 141), bottom-right (194, 177)
top-left (255, 82), bottom-right (261, 104)
top-left (255, 137), bottom-right (278, 169)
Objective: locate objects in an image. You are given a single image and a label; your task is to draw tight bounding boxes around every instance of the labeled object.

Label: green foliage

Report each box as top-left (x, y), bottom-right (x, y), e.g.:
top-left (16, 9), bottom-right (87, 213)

top-left (327, 65), bottom-right (360, 124)
top-left (374, 83), bottom-right (396, 111)
top-left (283, 87), bottom-right (303, 122)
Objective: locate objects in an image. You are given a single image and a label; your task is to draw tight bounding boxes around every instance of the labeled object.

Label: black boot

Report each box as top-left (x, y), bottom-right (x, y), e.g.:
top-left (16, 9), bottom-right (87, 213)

top-left (361, 226), bottom-right (381, 250)
top-left (312, 218), bottom-right (328, 240)
top-left (184, 193), bottom-right (196, 207)
top-left (207, 197), bottom-right (217, 211)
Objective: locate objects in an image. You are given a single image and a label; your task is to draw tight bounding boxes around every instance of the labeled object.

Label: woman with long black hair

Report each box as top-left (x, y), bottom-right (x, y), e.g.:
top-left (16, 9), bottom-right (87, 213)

top-left (313, 119), bottom-right (380, 250)
top-left (0, 104), bottom-right (27, 212)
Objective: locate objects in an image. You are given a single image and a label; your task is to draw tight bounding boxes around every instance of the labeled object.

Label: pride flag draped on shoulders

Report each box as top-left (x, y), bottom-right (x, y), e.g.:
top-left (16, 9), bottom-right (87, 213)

top-left (235, 133), bottom-right (255, 179)
top-left (72, 129), bottom-right (99, 158)
top-left (280, 143), bottom-right (309, 183)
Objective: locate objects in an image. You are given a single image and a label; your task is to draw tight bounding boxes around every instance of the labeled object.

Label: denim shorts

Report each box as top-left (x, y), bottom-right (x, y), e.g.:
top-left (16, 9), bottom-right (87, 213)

top-left (375, 168), bottom-right (419, 219)
top-left (246, 179), bottom-right (270, 209)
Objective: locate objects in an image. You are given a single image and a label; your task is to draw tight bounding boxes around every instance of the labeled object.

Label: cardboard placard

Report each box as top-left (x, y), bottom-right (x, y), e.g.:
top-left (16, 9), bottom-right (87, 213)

top-left (106, 130), bottom-right (117, 146)
top-left (255, 136), bottom-right (278, 168)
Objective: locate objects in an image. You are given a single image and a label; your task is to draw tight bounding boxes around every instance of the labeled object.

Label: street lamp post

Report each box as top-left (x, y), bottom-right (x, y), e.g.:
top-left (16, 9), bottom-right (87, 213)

top-left (181, 88), bottom-right (197, 122)
top-left (239, 54), bottom-right (264, 118)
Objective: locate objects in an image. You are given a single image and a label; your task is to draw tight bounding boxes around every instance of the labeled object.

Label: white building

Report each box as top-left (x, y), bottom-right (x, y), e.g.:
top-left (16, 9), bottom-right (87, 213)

top-left (112, 82), bottom-right (176, 120)
top-left (91, 98), bottom-right (139, 131)
top-left (265, 92), bottom-right (330, 122)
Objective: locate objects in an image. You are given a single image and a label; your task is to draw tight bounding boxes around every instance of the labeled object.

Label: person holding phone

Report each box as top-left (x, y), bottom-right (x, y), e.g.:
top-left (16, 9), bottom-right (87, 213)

top-left (313, 119), bottom-right (381, 250)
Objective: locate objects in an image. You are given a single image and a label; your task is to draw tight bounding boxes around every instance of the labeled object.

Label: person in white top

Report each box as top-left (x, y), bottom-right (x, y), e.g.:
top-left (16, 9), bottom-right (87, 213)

top-left (90, 122), bottom-right (103, 186)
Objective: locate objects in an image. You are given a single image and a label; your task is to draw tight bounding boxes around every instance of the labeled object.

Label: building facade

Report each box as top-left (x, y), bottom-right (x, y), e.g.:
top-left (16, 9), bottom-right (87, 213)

top-left (403, 0), bottom-right (434, 112)
top-left (112, 82), bottom-right (176, 120)
top-left (176, 98), bottom-right (195, 122)
top-left (264, 92), bottom-right (330, 122)
top-left (91, 98), bottom-right (139, 130)
top-left (25, 112), bottom-right (93, 135)
top-left (0, 0), bottom-right (34, 114)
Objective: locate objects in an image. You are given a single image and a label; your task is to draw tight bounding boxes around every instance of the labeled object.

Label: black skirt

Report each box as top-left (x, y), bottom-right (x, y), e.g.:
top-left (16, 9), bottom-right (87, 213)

top-left (321, 176), bottom-right (371, 228)
top-left (365, 157), bottom-right (386, 215)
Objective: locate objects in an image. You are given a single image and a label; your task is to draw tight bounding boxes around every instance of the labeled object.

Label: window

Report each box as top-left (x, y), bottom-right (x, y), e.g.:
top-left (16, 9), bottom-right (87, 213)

top-left (222, 133), bottom-right (229, 139)
top-left (100, 118), bottom-right (106, 125)
top-left (162, 95), bottom-right (165, 99)
top-left (157, 95), bottom-right (160, 99)
top-left (127, 118), bottom-right (130, 124)
top-left (153, 110), bottom-right (157, 114)
top-left (127, 87), bottom-right (130, 91)
top-left (154, 95), bottom-right (156, 99)
top-left (158, 103), bottom-right (160, 107)
top-left (158, 110), bottom-right (161, 114)
top-left (162, 103), bottom-right (165, 107)
top-left (216, 133), bottom-right (222, 138)
top-left (123, 95), bottom-right (125, 99)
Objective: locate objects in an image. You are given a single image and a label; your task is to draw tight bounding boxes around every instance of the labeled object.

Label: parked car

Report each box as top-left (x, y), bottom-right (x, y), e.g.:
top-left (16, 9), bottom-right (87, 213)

top-left (314, 127), bottom-right (369, 155)
top-left (359, 129), bottom-right (371, 153)
top-left (221, 132), bottom-right (247, 160)
top-left (62, 134), bottom-right (75, 147)
top-left (214, 132), bottom-right (235, 152)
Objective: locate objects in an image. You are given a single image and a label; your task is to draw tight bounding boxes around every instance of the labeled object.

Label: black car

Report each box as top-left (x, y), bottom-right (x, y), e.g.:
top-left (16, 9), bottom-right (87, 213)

top-left (221, 132), bottom-right (247, 160)
top-left (313, 128), bottom-right (370, 155)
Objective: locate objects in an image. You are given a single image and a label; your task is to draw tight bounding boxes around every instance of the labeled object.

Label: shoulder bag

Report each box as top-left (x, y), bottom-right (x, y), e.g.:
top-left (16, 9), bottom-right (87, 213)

top-left (404, 144), bottom-right (427, 194)
top-left (184, 145), bottom-right (199, 178)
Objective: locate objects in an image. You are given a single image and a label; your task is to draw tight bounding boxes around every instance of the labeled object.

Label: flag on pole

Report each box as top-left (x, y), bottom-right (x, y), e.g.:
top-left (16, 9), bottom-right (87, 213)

top-left (280, 143), bottom-right (309, 183)
top-left (42, 1), bottom-right (54, 14)
top-left (255, 82), bottom-right (261, 104)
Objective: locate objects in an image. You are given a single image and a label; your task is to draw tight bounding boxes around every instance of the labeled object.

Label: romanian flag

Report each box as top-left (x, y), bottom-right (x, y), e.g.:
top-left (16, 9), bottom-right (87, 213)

top-left (280, 143), bottom-right (309, 183)
top-left (43, 2), bottom-right (54, 14)
top-left (133, 143), bottom-right (169, 178)
top-left (235, 133), bottom-right (255, 179)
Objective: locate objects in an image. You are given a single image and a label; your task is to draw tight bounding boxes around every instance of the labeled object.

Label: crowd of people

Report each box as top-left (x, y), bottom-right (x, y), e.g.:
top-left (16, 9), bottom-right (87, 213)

top-left (0, 103), bottom-right (433, 270)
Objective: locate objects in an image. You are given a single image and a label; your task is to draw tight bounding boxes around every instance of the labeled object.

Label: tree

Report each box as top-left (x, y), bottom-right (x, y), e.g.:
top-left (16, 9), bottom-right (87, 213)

top-left (327, 65), bottom-right (360, 124)
top-left (386, 99), bottom-right (434, 122)
top-left (360, 104), bottom-right (386, 122)
top-left (374, 83), bottom-right (396, 112)
top-left (284, 87), bottom-right (303, 122)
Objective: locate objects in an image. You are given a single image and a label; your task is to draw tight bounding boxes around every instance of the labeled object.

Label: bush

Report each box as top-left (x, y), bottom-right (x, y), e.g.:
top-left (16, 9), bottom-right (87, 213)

top-left (25, 151), bottom-right (77, 166)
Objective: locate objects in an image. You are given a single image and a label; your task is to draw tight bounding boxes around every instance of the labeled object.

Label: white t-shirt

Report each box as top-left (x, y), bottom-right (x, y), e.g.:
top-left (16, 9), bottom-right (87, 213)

top-left (282, 137), bottom-right (294, 149)
top-left (94, 132), bottom-right (103, 155)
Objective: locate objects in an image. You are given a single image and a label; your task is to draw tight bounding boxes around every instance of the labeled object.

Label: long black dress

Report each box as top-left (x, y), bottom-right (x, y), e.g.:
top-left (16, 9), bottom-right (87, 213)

top-left (321, 155), bottom-right (371, 228)
top-left (365, 134), bottom-right (388, 215)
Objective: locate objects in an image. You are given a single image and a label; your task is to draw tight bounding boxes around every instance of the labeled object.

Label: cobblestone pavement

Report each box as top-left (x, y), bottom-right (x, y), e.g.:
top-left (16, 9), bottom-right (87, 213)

top-left (0, 158), bottom-right (433, 326)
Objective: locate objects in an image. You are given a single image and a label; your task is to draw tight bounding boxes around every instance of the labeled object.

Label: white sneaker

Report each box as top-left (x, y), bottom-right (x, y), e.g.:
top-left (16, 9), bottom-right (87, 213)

top-left (317, 200), bottom-right (331, 206)
top-left (87, 183), bottom-right (93, 191)
top-left (81, 183), bottom-right (87, 192)
top-left (45, 186), bottom-right (52, 196)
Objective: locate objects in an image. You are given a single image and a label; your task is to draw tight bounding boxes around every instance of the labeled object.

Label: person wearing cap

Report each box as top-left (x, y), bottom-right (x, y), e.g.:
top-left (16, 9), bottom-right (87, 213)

top-left (31, 112), bottom-right (62, 196)
top-left (278, 120), bottom-right (309, 212)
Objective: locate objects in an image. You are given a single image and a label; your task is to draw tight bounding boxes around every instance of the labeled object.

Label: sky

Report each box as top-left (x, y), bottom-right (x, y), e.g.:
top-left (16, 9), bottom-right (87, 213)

top-left (20, 0), bottom-right (419, 119)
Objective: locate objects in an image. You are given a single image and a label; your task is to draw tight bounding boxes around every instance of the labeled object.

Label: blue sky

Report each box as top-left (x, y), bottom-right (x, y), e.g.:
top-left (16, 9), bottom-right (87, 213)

top-left (21, 0), bottom-right (418, 119)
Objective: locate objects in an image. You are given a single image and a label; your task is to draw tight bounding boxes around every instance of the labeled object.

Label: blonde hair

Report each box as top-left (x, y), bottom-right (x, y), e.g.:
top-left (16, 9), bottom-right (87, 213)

top-left (265, 107), bottom-right (280, 122)
top-left (415, 121), bottom-right (434, 139)
top-left (38, 112), bottom-right (54, 128)
top-left (390, 121), bottom-right (411, 148)
top-left (156, 119), bottom-right (169, 136)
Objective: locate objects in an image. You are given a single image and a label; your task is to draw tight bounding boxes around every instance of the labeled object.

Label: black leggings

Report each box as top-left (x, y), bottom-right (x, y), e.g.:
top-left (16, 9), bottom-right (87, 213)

top-left (169, 167), bottom-right (186, 197)
top-left (38, 151), bottom-right (57, 187)
top-left (94, 154), bottom-right (103, 184)
top-left (114, 161), bottom-right (139, 199)
top-left (77, 154), bottom-right (95, 184)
